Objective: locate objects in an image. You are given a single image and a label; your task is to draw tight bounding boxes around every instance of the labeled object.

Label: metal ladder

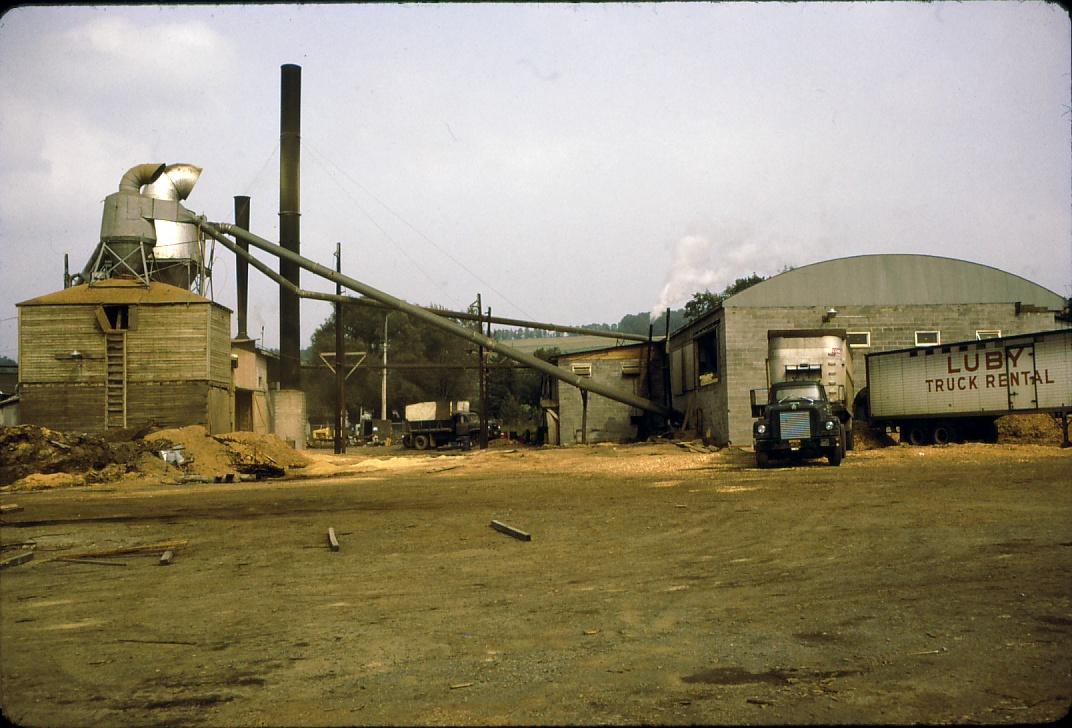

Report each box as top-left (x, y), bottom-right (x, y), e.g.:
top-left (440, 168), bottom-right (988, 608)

top-left (105, 332), bottom-right (126, 429)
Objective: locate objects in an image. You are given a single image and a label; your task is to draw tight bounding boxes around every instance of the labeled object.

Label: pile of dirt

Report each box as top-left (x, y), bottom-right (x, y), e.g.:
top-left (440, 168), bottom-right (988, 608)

top-left (997, 414), bottom-right (1065, 445)
top-left (852, 421), bottom-right (897, 450)
top-left (0, 425), bottom-right (151, 487)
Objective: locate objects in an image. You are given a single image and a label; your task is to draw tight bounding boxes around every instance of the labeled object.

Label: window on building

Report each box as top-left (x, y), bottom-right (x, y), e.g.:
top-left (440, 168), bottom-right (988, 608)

top-left (975, 329), bottom-right (1001, 340)
top-left (915, 330), bottom-right (940, 346)
top-left (846, 331), bottom-right (871, 348)
top-left (695, 328), bottom-right (719, 376)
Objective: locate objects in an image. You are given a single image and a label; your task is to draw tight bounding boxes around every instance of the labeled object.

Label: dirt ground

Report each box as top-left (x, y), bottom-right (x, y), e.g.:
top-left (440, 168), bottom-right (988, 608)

top-left (1, 440), bottom-right (1070, 726)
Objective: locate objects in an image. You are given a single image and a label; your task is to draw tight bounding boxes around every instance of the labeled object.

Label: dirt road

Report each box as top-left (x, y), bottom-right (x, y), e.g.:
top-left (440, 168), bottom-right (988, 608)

top-left (1, 442), bottom-right (1070, 726)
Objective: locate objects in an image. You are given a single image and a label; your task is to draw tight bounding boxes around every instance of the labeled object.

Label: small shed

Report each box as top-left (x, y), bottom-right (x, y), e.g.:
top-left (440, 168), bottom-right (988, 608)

top-left (17, 279), bottom-right (233, 433)
top-left (544, 342), bottom-right (666, 445)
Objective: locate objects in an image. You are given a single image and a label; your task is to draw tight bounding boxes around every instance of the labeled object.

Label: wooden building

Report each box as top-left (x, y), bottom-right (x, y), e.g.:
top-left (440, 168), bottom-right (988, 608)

top-left (16, 279), bottom-right (233, 433)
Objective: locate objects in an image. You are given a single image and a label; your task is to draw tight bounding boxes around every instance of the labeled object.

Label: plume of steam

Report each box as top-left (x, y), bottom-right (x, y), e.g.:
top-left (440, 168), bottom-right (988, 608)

top-left (652, 235), bottom-right (720, 313)
top-left (652, 232), bottom-right (774, 314)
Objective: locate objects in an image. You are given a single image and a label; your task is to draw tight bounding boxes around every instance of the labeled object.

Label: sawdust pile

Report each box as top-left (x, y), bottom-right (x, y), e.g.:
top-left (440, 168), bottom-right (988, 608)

top-left (852, 421), bottom-right (897, 450)
top-left (145, 426), bottom-right (310, 477)
top-left (2, 424), bottom-right (309, 490)
top-left (214, 431), bottom-right (311, 469)
top-left (997, 414), bottom-right (1064, 445)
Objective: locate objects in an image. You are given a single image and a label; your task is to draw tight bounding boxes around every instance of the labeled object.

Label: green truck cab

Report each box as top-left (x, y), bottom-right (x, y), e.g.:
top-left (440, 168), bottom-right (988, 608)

top-left (752, 381), bottom-right (845, 468)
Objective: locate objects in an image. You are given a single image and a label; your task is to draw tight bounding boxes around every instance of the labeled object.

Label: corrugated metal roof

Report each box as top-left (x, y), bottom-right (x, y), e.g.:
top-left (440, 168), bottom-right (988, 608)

top-left (17, 279), bottom-right (229, 309)
top-left (726, 254), bottom-right (1065, 308)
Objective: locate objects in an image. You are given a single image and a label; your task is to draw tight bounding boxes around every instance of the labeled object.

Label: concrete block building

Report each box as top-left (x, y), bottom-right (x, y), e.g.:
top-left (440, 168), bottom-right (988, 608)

top-left (669, 254), bottom-right (1065, 445)
top-left (544, 342), bottom-right (666, 445)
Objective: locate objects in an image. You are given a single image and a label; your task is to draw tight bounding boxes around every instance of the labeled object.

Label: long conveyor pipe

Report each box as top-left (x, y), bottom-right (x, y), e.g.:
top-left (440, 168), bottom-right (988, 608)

top-left (210, 229), bottom-right (655, 344)
top-left (180, 208), bottom-right (673, 417)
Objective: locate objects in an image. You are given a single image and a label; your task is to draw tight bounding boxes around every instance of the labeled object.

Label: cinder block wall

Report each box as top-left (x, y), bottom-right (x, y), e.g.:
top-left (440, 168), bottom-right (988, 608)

top-left (557, 359), bottom-right (642, 445)
top-left (720, 302), bottom-right (1057, 445)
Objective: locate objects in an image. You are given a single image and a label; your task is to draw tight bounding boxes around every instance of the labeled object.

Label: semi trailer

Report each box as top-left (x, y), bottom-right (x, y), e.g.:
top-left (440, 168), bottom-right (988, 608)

top-left (860, 328), bottom-right (1071, 446)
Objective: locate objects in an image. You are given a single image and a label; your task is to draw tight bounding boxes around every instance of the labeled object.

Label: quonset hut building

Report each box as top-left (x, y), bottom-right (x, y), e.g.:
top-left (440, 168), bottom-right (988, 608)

top-left (669, 254), bottom-right (1066, 446)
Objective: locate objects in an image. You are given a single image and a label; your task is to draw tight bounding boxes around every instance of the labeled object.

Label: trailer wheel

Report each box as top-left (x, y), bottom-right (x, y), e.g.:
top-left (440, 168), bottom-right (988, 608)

top-left (907, 425), bottom-right (928, 447)
top-left (931, 423), bottom-right (955, 446)
top-left (413, 434), bottom-right (431, 450)
top-left (756, 451), bottom-right (770, 469)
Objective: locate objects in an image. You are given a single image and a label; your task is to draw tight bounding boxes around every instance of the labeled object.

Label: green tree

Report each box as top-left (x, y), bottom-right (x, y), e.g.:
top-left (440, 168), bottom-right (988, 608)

top-left (683, 273), bottom-right (766, 323)
top-left (305, 304), bottom-right (475, 424)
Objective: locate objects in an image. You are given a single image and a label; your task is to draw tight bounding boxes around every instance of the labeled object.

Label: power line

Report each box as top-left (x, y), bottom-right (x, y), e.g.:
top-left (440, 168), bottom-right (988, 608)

top-left (302, 136), bottom-right (535, 319)
top-left (303, 143), bottom-right (463, 309)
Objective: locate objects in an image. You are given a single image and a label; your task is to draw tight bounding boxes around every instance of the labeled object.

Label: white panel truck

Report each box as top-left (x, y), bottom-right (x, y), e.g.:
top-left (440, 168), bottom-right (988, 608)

top-left (862, 328), bottom-right (1071, 447)
top-left (750, 329), bottom-right (856, 467)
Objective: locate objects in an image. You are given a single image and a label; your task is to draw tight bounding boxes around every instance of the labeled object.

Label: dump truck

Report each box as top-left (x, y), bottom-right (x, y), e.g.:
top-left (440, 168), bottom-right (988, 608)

top-left (861, 327), bottom-right (1072, 446)
top-left (401, 400), bottom-right (481, 450)
top-left (750, 329), bottom-right (855, 467)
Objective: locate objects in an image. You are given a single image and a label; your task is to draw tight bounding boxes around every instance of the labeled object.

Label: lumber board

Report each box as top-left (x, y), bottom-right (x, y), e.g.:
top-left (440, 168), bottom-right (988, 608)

top-left (0, 504), bottom-right (23, 513)
top-left (490, 520), bottom-right (532, 542)
top-left (0, 551), bottom-right (35, 569)
top-left (327, 528), bottom-right (340, 552)
top-left (51, 539), bottom-right (189, 561)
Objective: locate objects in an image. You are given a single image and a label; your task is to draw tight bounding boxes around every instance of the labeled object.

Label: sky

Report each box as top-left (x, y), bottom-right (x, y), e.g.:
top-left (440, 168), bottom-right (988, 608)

top-left (0, 2), bottom-right (1069, 359)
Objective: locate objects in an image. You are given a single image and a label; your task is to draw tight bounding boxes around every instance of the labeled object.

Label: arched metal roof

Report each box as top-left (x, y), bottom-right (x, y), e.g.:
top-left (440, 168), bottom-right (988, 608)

top-left (726, 254), bottom-right (1065, 308)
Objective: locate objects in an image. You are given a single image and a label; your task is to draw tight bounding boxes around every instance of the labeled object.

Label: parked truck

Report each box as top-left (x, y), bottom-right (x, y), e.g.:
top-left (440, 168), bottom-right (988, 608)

top-left (401, 400), bottom-right (481, 450)
top-left (860, 328), bottom-right (1071, 446)
top-left (750, 329), bottom-right (855, 467)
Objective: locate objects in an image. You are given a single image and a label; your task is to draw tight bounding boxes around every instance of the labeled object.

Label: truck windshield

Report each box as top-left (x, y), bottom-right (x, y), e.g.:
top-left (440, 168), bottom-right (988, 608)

top-left (772, 383), bottom-right (824, 403)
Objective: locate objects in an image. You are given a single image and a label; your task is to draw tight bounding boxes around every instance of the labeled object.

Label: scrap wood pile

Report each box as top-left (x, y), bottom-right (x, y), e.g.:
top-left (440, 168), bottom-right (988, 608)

top-left (0, 425), bottom-right (158, 487)
top-left (1, 424), bottom-right (310, 490)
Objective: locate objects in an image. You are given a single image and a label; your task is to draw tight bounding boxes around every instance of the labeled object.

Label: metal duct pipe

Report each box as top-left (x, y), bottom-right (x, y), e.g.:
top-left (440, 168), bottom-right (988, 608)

top-left (145, 164), bottom-right (204, 288)
top-left (184, 210), bottom-right (673, 418)
top-left (212, 230), bottom-right (660, 343)
top-left (118, 163), bottom-right (167, 194)
top-left (279, 63), bottom-right (302, 388)
top-left (234, 196), bottom-right (251, 339)
top-left (73, 163), bottom-right (168, 284)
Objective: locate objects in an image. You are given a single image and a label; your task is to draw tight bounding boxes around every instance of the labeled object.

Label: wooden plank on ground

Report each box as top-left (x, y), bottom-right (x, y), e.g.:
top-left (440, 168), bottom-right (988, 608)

top-left (52, 539), bottom-right (189, 562)
top-left (490, 520), bottom-right (532, 542)
top-left (159, 550), bottom-right (174, 566)
top-left (0, 504), bottom-right (23, 513)
top-left (0, 551), bottom-right (35, 569)
top-left (327, 528), bottom-right (340, 552)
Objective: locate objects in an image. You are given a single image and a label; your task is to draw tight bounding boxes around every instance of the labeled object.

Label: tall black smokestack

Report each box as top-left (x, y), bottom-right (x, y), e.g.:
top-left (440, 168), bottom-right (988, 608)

top-left (234, 195), bottom-right (250, 340)
top-left (279, 63), bottom-right (302, 388)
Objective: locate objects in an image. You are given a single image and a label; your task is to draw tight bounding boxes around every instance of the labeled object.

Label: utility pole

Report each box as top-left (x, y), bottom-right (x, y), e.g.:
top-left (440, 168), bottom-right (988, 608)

top-left (477, 293), bottom-right (488, 450)
top-left (381, 312), bottom-right (390, 421)
top-left (334, 242), bottom-right (345, 454)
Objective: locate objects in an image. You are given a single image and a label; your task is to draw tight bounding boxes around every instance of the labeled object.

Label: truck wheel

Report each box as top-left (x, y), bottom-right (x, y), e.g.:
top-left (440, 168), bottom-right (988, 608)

top-left (756, 451), bottom-right (770, 469)
top-left (845, 427), bottom-right (855, 452)
top-left (828, 443), bottom-right (843, 466)
top-left (413, 434), bottom-right (431, 450)
top-left (931, 423), bottom-right (955, 446)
